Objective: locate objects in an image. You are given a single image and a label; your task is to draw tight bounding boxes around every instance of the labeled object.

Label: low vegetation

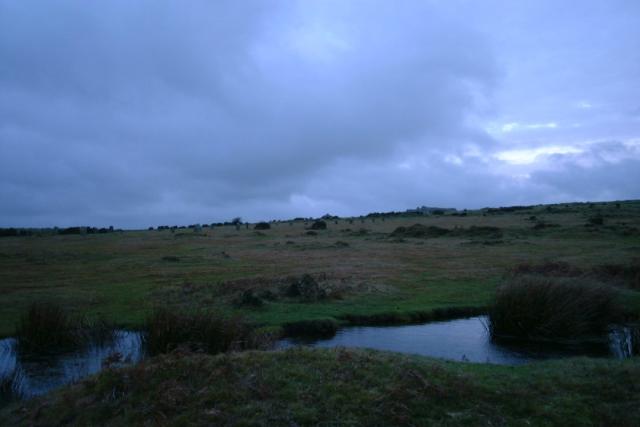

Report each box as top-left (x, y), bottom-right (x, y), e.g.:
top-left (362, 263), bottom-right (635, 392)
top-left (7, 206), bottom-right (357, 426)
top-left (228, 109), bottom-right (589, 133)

top-left (15, 302), bottom-right (82, 352)
top-left (488, 277), bottom-right (620, 342)
top-left (391, 224), bottom-right (503, 240)
top-left (512, 260), bottom-right (640, 290)
top-left (15, 302), bottom-right (116, 354)
top-left (309, 220), bottom-right (327, 230)
top-left (142, 308), bottom-right (260, 355)
top-left (254, 222), bottom-right (271, 230)
top-left (3, 348), bottom-right (639, 426)
top-left (1, 201), bottom-right (640, 424)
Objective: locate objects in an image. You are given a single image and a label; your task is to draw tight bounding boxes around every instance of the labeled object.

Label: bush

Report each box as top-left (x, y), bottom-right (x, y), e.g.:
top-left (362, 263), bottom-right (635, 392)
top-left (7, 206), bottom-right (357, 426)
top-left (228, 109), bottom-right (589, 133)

top-left (254, 222), bottom-right (271, 230)
top-left (286, 274), bottom-right (326, 301)
top-left (143, 308), bottom-right (254, 355)
top-left (310, 220), bottom-right (327, 230)
top-left (488, 277), bottom-right (620, 342)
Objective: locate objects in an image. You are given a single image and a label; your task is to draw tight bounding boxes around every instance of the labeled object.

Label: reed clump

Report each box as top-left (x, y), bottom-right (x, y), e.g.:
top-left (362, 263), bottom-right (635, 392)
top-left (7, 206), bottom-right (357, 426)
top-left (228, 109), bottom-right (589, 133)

top-left (15, 302), bottom-right (84, 352)
top-left (143, 308), bottom-right (255, 355)
top-left (488, 277), bottom-right (620, 342)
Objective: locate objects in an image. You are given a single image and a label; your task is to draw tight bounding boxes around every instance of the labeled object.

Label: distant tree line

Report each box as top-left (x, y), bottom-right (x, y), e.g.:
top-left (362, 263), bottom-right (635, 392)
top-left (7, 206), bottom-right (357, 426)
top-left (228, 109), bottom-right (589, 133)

top-left (0, 228), bottom-right (33, 237)
top-left (0, 226), bottom-right (119, 238)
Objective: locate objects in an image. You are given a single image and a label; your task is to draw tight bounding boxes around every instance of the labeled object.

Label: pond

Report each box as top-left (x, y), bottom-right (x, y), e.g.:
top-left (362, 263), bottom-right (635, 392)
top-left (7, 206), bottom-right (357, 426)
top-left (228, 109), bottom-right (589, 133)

top-left (0, 331), bottom-right (144, 401)
top-left (1, 317), bottom-right (637, 403)
top-left (277, 316), bottom-right (639, 365)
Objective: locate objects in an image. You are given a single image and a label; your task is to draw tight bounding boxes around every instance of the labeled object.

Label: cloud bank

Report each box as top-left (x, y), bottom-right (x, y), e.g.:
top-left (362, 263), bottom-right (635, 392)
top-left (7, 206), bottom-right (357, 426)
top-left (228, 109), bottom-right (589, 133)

top-left (1, 1), bottom-right (639, 227)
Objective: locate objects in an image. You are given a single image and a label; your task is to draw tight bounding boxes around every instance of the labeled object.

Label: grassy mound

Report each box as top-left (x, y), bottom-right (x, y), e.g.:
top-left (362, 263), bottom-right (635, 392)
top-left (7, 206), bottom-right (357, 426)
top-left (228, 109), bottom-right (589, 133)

top-left (2, 348), bottom-right (639, 426)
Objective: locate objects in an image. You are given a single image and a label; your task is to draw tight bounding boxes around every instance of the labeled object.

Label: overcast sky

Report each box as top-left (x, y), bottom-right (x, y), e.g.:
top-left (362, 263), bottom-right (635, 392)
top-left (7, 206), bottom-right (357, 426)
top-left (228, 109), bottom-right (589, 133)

top-left (1, 1), bottom-right (639, 228)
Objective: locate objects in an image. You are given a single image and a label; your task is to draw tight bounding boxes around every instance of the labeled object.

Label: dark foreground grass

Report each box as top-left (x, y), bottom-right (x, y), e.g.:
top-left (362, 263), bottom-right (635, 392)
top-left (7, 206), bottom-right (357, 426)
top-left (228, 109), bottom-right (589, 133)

top-left (489, 277), bottom-right (620, 341)
top-left (2, 348), bottom-right (639, 426)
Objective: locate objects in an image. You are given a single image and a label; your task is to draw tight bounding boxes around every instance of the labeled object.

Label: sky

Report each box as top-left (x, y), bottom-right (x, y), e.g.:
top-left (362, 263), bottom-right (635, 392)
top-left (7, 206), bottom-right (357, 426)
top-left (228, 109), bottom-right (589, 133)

top-left (1, 0), bottom-right (639, 228)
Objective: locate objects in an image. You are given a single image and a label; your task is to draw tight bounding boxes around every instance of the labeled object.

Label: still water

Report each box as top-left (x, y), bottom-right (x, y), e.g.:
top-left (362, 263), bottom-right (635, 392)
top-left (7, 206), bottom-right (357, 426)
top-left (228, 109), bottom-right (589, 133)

top-left (1, 317), bottom-right (637, 402)
top-left (0, 331), bottom-right (144, 400)
top-left (278, 316), bottom-right (639, 365)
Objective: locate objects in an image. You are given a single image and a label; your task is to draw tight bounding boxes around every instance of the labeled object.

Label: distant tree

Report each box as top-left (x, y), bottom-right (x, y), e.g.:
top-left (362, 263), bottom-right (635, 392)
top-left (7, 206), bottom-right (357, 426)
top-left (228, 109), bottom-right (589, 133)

top-left (231, 217), bottom-right (242, 231)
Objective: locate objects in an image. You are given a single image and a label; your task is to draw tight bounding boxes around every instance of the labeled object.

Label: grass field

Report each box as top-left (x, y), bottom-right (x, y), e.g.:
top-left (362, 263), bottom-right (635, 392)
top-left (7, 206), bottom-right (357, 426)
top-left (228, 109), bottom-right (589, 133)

top-left (1, 200), bottom-right (640, 424)
top-left (1, 201), bottom-right (640, 336)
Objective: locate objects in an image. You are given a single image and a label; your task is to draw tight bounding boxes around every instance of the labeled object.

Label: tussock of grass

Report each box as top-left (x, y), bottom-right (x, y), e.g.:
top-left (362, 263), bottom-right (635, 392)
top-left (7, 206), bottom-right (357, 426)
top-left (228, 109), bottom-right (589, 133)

top-left (489, 277), bottom-right (620, 341)
top-left (15, 303), bottom-right (117, 354)
top-left (15, 302), bottom-right (83, 352)
top-left (143, 308), bottom-right (259, 355)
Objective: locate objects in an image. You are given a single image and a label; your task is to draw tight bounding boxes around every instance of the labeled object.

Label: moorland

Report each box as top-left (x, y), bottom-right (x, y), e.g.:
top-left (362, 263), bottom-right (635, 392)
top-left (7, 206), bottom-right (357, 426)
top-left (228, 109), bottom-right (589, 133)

top-left (1, 200), bottom-right (639, 425)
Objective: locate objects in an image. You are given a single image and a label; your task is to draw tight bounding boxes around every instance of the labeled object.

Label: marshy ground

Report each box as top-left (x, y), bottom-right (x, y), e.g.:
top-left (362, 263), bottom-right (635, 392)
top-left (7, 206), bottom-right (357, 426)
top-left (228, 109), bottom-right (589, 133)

top-left (1, 200), bottom-right (640, 425)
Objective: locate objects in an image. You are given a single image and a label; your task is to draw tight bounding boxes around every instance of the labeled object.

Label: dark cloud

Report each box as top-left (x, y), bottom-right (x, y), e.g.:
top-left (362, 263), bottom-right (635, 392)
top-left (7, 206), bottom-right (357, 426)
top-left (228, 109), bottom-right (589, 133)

top-left (0, 1), bottom-right (638, 227)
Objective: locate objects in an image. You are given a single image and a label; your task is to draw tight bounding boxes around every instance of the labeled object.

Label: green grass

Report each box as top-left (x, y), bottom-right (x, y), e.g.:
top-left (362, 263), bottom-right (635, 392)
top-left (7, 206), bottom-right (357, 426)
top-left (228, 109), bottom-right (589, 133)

top-left (2, 347), bottom-right (639, 426)
top-left (1, 200), bottom-right (640, 336)
top-left (2, 200), bottom-right (640, 425)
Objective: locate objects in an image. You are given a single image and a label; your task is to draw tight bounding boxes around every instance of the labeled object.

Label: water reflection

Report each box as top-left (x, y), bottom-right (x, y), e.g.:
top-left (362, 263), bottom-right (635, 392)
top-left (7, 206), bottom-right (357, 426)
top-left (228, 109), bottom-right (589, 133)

top-left (278, 316), bottom-right (639, 365)
top-left (1, 318), bottom-right (637, 403)
top-left (0, 331), bottom-right (144, 400)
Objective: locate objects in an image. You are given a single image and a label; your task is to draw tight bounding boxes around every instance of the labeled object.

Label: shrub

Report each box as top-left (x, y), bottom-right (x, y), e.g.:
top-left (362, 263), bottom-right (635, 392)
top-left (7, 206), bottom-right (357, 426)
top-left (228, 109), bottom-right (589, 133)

top-left (286, 274), bottom-right (326, 301)
top-left (310, 220), bottom-right (327, 230)
top-left (488, 277), bottom-right (620, 342)
top-left (143, 308), bottom-right (254, 355)
top-left (254, 222), bottom-right (271, 230)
